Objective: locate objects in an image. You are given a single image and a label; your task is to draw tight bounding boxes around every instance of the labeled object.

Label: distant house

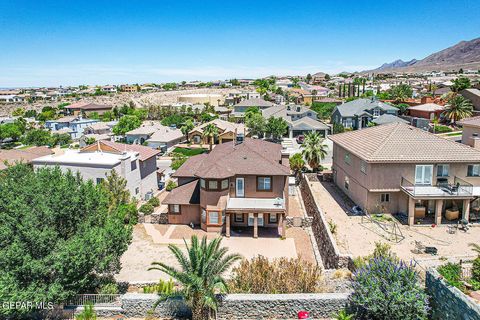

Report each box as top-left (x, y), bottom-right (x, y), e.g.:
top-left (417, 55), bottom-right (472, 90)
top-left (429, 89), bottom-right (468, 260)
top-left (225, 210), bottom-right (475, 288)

top-left (459, 116), bottom-right (480, 148)
top-left (101, 85), bottom-right (117, 93)
top-left (371, 114), bottom-right (408, 126)
top-left (79, 121), bottom-right (117, 147)
top-left (262, 104), bottom-right (330, 138)
top-left (231, 98), bottom-right (277, 118)
top-left (408, 103), bottom-right (445, 121)
top-left (312, 72), bottom-right (327, 84)
top-left (32, 140), bottom-right (160, 199)
top-left (0, 146), bottom-right (53, 170)
top-left (45, 116), bottom-right (100, 139)
top-left (64, 102), bottom-right (113, 116)
top-left (331, 98), bottom-right (399, 130)
top-left (461, 88), bottom-right (480, 112)
top-left (121, 84), bottom-right (139, 93)
top-left (0, 95), bottom-right (24, 103)
top-left (188, 119), bottom-right (247, 145)
top-left (125, 121), bottom-right (183, 151)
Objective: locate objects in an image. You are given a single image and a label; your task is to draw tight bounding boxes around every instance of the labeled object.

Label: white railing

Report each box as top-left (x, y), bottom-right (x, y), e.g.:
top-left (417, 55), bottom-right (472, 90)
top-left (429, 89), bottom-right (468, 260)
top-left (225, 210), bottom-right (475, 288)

top-left (65, 294), bottom-right (121, 307)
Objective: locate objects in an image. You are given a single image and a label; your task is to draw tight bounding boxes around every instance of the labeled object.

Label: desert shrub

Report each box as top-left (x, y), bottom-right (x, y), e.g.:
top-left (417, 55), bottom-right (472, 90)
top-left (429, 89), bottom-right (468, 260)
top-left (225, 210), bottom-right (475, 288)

top-left (349, 256), bottom-right (429, 320)
top-left (438, 262), bottom-right (464, 290)
top-left (353, 242), bottom-right (396, 270)
top-left (434, 125), bottom-right (452, 133)
top-left (147, 196), bottom-right (160, 207)
top-left (328, 220), bottom-right (337, 234)
top-left (228, 256), bottom-right (322, 294)
top-left (75, 302), bottom-right (96, 320)
top-left (139, 203), bottom-right (154, 215)
top-left (98, 282), bottom-right (118, 294)
top-left (333, 309), bottom-right (354, 320)
top-left (472, 257), bottom-right (480, 282)
top-left (143, 278), bottom-right (175, 294)
top-left (166, 180), bottom-right (177, 191)
top-left (332, 269), bottom-right (352, 280)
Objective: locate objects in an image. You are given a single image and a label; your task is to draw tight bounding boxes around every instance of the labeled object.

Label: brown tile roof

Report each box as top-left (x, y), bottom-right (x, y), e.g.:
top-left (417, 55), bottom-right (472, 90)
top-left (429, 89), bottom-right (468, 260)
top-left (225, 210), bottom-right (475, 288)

top-left (80, 140), bottom-right (160, 161)
top-left (172, 138), bottom-right (290, 179)
top-left (458, 115), bottom-right (480, 128)
top-left (329, 122), bottom-right (480, 163)
top-left (162, 180), bottom-right (200, 205)
top-left (0, 146), bottom-right (53, 170)
top-left (65, 102), bottom-right (112, 111)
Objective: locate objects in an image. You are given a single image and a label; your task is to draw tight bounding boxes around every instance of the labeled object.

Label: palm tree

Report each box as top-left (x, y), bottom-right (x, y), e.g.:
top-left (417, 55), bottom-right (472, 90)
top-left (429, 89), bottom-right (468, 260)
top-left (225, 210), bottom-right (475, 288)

top-left (202, 123), bottom-right (218, 151)
top-left (469, 243), bottom-right (480, 255)
top-left (180, 119), bottom-right (194, 142)
top-left (149, 236), bottom-right (241, 320)
top-left (443, 95), bottom-right (473, 125)
top-left (301, 132), bottom-right (328, 172)
top-left (289, 153), bottom-right (305, 183)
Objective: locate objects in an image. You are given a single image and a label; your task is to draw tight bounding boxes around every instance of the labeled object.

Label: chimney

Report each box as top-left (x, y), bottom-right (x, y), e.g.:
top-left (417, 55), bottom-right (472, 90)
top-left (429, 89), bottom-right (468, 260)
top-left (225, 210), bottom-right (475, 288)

top-left (471, 133), bottom-right (480, 149)
top-left (280, 150), bottom-right (290, 167)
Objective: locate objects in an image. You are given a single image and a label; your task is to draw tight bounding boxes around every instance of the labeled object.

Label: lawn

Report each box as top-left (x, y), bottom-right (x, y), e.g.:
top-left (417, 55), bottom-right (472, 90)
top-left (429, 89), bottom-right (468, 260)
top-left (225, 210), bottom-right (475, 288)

top-left (172, 147), bottom-right (207, 157)
top-left (445, 132), bottom-right (462, 137)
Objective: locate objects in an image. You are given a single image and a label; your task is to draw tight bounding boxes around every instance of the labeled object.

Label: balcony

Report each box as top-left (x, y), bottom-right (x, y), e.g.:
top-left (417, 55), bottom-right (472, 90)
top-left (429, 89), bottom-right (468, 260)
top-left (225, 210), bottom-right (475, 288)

top-left (401, 176), bottom-right (473, 198)
top-left (226, 196), bottom-right (286, 212)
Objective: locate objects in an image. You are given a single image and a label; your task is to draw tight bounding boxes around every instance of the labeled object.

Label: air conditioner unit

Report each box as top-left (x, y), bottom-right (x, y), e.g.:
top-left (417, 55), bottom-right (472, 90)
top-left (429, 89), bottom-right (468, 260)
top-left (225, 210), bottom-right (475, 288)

top-left (144, 191), bottom-right (153, 201)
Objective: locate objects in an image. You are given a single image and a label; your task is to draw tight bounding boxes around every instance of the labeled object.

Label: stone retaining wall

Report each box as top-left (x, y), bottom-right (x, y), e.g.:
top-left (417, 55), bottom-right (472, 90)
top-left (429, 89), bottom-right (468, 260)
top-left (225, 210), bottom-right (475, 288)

top-left (426, 268), bottom-right (480, 320)
top-left (299, 174), bottom-right (353, 270)
top-left (285, 216), bottom-right (314, 228)
top-left (138, 212), bottom-right (168, 224)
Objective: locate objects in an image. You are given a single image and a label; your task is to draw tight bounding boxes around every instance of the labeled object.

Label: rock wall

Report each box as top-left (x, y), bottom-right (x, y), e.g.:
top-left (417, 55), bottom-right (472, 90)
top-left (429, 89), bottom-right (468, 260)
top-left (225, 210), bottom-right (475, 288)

top-left (426, 269), bottom-right (480, 320)
top-left (299, 174), bottom-right (353, 270)
top-left (216, 293), bottom-right (349, 319)
top-left (285, 216), bottom-right (313, 228)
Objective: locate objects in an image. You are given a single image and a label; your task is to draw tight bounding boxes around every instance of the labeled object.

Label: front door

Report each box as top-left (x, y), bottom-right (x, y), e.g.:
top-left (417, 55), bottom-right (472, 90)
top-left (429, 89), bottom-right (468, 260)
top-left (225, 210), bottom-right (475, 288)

top-left (247, 213), bottom-right (264, 226)
top-left (236, 177), bottom-right (245, 197)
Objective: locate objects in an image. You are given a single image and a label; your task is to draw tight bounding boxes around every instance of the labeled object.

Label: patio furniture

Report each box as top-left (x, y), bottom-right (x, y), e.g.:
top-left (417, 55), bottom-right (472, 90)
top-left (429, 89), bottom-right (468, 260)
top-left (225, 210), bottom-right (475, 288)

top-left (414, 206), bottom-right (426, 218)
top-left (447, 225), bottom-right (457, 234)
top-left (445, 208), bottom-right (460, 220)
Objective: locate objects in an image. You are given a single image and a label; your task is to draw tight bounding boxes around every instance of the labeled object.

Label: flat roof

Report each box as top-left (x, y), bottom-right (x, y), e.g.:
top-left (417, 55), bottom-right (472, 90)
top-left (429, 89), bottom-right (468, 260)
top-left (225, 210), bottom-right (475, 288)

top-left (33, 150), bottom-right (137, 166)
top-left (227, 197), bottom-right (285, 211)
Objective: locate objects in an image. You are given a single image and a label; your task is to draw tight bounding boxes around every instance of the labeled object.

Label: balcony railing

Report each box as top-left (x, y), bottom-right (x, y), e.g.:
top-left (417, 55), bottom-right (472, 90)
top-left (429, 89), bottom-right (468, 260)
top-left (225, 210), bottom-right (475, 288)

top-left (401, 176), bottom-right (473, 198)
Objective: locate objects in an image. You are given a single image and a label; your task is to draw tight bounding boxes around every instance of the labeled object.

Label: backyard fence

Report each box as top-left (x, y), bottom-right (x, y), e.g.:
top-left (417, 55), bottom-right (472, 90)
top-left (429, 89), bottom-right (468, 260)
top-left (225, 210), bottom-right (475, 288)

top-left (65, 294), bottom-right (122, 307)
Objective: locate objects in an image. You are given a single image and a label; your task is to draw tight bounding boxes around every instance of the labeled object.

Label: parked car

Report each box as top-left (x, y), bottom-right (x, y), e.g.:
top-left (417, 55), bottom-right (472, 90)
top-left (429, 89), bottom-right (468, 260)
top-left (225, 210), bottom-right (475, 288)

top-left (296, 135), bottom-right (305, 144)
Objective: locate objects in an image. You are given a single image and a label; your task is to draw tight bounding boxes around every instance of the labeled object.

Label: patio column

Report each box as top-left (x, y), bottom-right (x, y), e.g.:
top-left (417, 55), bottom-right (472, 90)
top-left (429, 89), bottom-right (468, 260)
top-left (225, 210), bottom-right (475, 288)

top-left (462, 199), bottom-right (471, 222)
top-left (278, 213), bottom-right (286, 238)
top-left (435, 199), bottom-right (443, 225)
top-left (408, 197), bottom-right (415, 226)
top-left (225, 213), bottom-right (231, 238)
top-left (253, 213), bottom-right (258, 238)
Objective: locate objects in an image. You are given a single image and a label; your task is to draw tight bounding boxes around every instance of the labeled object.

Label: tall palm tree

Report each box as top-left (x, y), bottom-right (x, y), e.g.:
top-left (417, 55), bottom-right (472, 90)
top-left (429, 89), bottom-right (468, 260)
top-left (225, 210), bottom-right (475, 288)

top-left (202, 124), bottom-right (218, 151)
top-left (149, 236), bottom-right (241, 320)
top-left (301, 132), bottom-right (328, 172)
top-left (443, 95), bottom-right (473, 125)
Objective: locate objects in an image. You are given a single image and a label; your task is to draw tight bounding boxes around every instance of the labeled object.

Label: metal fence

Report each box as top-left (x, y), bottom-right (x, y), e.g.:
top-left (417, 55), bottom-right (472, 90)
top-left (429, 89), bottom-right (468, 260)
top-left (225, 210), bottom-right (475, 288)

top-left (65, 294), bottom-right (121, 307)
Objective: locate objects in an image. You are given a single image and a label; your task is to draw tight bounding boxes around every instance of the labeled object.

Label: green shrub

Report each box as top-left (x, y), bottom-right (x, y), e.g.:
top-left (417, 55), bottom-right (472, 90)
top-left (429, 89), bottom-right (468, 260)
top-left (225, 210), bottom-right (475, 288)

top-left (438, 262), bottom-right (464, 290)
top-left (228, 256), bottom-right (322, 294)
top-left (166, 180), bottom-right (177, 191)
top-left (434, 125), bottom-right (453, 133)
top-left (98, 282), bottom-right (118, 294)
top-left (333, 309), bottom-right (354, 320)
top-left (350, 256), bottom-right (429, 320)
top-left (472, 257), bottom-right (480, 282)
top-left (147, 196), bottom-right (160, 207)
top-left (75, 302), bottom-right (96, 320)
top-left (353, 242), bottom-right (396, 270)
top-left (143, 278), bottom-right (175, 294)
top-left (139, 203), bottom-right (154, 215)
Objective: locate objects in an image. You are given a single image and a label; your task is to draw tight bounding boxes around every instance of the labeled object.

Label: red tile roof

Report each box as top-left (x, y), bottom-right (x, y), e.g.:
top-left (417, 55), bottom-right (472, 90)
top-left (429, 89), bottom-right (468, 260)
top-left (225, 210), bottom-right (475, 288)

top-left (0, 146), bottom-right (53, 170)
top-left (81, 140), bottom-right (160, 161)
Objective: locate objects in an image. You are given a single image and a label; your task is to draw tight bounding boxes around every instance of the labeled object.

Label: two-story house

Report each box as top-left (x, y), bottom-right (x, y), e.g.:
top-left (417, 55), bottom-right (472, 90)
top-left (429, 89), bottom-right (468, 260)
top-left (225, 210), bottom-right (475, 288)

top-left (331, 98), bottom-right (399, 130)
top-left (45, 116), bottom-right (100, 140)
top-left (330, 123), bottom-right (480, 226)
top-left (163, 138), bottom-right (291, 238)
top-left (188, 119), bottom-right (248, 145)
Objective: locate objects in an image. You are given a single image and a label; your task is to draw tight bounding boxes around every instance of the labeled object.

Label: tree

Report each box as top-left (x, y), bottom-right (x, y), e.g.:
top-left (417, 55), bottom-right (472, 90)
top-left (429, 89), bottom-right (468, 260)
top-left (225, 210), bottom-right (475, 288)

top-left (245, 113), bottom-right (266, 137)
top-left (100, 170), bottom-right (131, 212)
top-left (21, 129), bottom-right (52, 146)
top-left (0, 123), bottom-right (22, 142)
top-left (0, 165), bottom-right (132, 318)
top-left (161, 114), bottom-right (185, 128)
top-left (244, 106), bottom-right (260, 120)
top-left (389, 84), bottom-right (412, 102)
top-left (289, 153), bottom-right (305, 182)
top-left (333, 122), bottom-right (345, 134)
top-left (394, 103), bottom-right (410, 115)
top-left (265, 117), bottom-right (288, 141)
top-left (443, 95), bottom-right (473, 124)
top-left (101, 111), bottom-right (115, 121)
top-left (202, 123), bottom-right (218, 151)
top-left (50, 133), bottom-right (72, 147)
top-left (149, 236), bottom-right (241, 320)
top-left (180, 119), bottom-right (194, 141)
top-left (310, 102), bottom-right (337, 119)
top-left (112, 115), bottom-right (141, 136)
top-left (292, 77), bottom-right (300, 88)
top-left (306, 73), bottom-right (312, 84)
top-left (12, 107), bottom-right (25, 117)
top-left (301, 132), bottom-right (328, 172)
top-left (451, 76), bottom-right (471, 92)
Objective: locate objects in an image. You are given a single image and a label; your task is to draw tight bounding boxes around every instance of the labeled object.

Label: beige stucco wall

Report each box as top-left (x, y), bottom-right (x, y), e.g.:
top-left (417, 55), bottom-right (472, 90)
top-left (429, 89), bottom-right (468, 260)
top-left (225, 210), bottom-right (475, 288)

top-left (461, 125), bottom-right (480, 146)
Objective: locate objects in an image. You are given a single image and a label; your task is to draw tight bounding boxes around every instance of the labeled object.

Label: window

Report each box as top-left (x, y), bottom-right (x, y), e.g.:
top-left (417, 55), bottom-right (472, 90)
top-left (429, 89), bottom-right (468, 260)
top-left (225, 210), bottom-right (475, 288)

top-left (468, 164), bottom-right (480, 177)
top-left (269, 213), bottom-right (277, 223)
top-left (221, 179), bottom-right (229, 190)
top-left (344, 176), bottom-right (349, 190)
top-left (415, 165), bottom-right (433, 185)
top-left (360, 161), bottom-right (367, 174)
top-left (373, 109), bottom-right (380, 117)
top-left (201, 209), bottom-right (206, 223)
top-left (208, 180), bottom-right (218, 190)
top-left (131, 160), bottom-right (137, 171)
top-left (344, 152), bottom-right (351, 165)
top-left (209, 211), bottom-right (219, 224)
top-left (380, 193), bottom-right (390, 203)
top-left (170, 204), bottom-right (180, 214)
top-left (96, 177), bottom-right (103, 185)
top-left (257, 176), bottom-right (272, 191)
top-left (234, 213), bottom-right (244, 222)
top-left (437, 164), bottom-right (449, 177)
top-left (200, 179), bottom-right (206, 189)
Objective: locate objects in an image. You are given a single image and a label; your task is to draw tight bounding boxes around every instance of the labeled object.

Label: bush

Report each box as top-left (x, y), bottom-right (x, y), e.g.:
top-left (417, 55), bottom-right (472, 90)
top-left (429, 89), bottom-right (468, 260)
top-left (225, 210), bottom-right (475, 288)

top-left (147, 196), bottom-right (160, 207)
top-left (166, 180), bottom-right (177, 191)
top-left (143, 278), bottom-right (174, 294)
top-left (228, 256), bottom-right (322, 294)
top-left (98, 282), bottom-right (119, 294)
top-left (75, 302), bottom-right (96, 320)
top-left (139, 203), bottom-right (154, 215)
top-left (349, 256), bottom-right (429, 320)
top-left (472, 257), bottom-right (480, 282)
top-left (434, 125), bottom-right (453, 133)
top-left (438, 262), bottom-right (464, 290)
top-left (353, 242), bottom-right (396, 270)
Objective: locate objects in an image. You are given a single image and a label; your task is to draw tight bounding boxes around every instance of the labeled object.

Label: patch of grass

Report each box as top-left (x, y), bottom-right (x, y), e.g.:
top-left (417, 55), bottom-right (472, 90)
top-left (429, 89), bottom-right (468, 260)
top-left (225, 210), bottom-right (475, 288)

top-left (445, 131), bottom-right (462, 137)
top-left (172, 147), bottom-right (207, 157)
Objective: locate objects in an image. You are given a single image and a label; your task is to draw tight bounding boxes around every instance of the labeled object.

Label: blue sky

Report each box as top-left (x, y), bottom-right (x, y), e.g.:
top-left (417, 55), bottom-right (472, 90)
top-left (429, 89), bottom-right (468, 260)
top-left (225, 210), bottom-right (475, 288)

top-left (1, 0), bottom-right (479, 87)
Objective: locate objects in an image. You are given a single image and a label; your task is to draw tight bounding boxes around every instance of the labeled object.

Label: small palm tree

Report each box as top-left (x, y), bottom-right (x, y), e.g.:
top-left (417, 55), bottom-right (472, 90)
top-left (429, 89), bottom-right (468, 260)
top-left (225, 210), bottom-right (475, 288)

top-left (289, 153), bottom-right (305, 183)
top-left (301, 132), bottom-right (328, 172)
top-left (149, 236), bottom-right (241, 320)
top-left (443, 95), bottom-right (473, 125)
top-left (75, 302), bottom-right (96, 320)
top-left (202, 124), bottom-right (219, 151)
top-left (469, 243), bottom-right (480, 255)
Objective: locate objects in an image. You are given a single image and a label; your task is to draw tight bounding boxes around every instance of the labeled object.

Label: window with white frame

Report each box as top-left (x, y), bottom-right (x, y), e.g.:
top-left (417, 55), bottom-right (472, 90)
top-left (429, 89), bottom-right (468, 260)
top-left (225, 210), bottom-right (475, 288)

top-left (221, 179), bottom-right (229, 190)
top-left (208, 180), bottom-right (218, 190)
top-left (171, 204), bottom-right (180, 213)
top-left (257, 176), bottom-right (272, 191)
top-left (380, 193), bottom-right (390, 203)
top-left (468, 164), bottom-right (480, 177)
top-left (437, 164), bottom-right (449, 177)
top-left (415, 165), bottom-right (433, 185)
top-left (373, 109), bottom-right (380, 117)
top-left (209, 211), bottom-right (219, 224)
